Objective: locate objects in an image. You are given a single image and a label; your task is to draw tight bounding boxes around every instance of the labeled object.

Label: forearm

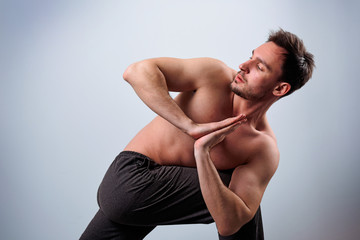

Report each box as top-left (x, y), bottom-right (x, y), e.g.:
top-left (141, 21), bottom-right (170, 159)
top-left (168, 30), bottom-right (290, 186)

top-left (123, 60), bottom-right (194, 133)
top-left (194, 148), bottom-right (252, 235)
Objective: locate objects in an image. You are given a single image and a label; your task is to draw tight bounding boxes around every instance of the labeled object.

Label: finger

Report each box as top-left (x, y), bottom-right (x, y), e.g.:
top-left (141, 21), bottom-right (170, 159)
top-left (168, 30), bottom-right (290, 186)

top-left (226, 114), bottom-right (247, 124)
top-left (193, 114), bottom-right (247, 140)
top-left (229, 114), bottom-right (247, 125)
top-left (216, 114), bottom-right (247, 130)
top-left (212, 120), bottom-right (243, 138)
top-left (205, 122), bottom-right (242, 148)
top-left (221, 121), bottom-right (243, 134)
top-left (210, 117), bottom-right (247, 140)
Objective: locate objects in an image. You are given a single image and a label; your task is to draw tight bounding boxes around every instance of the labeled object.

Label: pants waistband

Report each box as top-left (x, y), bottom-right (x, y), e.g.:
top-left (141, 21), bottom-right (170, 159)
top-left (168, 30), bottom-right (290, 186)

top-left (119, 151), bottom-right (160, 169)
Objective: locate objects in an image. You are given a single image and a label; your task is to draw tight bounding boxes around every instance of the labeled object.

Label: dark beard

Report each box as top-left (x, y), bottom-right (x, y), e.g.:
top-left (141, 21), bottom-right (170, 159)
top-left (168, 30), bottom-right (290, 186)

top-left (229, 80), bottom-right (267, 101)
top-left (230, 80), bottom-right (251, 100)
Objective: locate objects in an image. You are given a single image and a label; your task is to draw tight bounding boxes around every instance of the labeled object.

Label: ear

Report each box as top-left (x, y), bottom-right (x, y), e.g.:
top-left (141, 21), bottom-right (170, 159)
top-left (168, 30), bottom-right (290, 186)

top-left (273, 82), bottom-right (291, 97)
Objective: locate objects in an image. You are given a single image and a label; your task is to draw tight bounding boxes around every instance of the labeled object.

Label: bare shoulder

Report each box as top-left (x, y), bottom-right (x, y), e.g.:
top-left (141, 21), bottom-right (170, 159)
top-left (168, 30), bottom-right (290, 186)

top-left (195, 57), bottom-right (233, 73)
top-left (182, 57), bottom-right (234, 83)
top-left (191, 58), bottom-right (236, 91)
top-left (228, 131), bottom-right (279, 193)
top-left (248, 131), bottom-right (280, 179)
top-left (227, 130), bottom-right (279, 215)
top-left (176, 57), bottom-right (233, 79)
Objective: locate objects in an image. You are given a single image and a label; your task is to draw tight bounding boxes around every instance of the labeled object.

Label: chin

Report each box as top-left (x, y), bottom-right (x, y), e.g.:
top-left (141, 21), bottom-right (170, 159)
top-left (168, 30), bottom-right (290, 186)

top-left (231, 87), bottom-right (248, 99)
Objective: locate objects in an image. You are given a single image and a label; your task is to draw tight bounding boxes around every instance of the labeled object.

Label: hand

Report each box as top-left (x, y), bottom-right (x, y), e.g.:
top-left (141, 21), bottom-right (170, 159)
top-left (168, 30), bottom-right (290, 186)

top-left (194, 115), bottom-right (247, 153)
top-left (187, 115), bottom-right (247, 140)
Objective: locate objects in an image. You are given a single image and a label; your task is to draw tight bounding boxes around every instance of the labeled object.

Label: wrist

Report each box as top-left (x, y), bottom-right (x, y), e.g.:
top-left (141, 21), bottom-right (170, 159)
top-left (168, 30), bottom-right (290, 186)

top-left (183, 119), bottom-right (199, 138)
top-left (194, 143), bottom-right (210, 161)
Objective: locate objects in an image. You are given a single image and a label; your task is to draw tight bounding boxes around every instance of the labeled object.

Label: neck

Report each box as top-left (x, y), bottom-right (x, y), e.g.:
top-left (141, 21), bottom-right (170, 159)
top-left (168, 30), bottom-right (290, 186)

top-left (232, 94), bottom-right (277, 127)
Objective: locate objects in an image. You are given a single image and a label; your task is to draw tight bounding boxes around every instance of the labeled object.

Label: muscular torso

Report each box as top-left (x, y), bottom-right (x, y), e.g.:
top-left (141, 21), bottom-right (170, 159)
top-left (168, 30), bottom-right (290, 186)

top-left (125, 73), bottom-right (276, 170)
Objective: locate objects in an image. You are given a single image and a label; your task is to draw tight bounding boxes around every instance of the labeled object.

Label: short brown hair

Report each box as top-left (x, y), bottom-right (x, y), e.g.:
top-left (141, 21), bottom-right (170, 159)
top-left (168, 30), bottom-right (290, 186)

top-left (267, 29), bottom-right (315, 97)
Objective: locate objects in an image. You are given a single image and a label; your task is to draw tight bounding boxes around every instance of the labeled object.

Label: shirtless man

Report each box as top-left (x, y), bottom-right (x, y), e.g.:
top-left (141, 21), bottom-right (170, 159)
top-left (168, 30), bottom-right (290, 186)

top-left (80, 29), bottom-right (314, 240)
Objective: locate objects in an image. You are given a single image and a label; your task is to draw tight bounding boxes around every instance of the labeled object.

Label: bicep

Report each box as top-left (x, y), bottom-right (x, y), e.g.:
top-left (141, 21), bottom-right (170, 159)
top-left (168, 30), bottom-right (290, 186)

top-left (228, 154), bottom-right (278, 216)
top-left (150, 57), bottom-right (230, 92)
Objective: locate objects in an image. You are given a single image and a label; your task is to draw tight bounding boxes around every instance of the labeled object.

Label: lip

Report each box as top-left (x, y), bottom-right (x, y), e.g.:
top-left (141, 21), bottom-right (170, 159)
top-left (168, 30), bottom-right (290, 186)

top-left (235, 74), bottom-right (245, 83)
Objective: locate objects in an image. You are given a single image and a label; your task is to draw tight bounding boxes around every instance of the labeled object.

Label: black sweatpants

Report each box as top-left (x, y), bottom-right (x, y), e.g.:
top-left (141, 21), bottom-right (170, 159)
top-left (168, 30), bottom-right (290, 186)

top-left (80, 151), bottom-right (264, 240)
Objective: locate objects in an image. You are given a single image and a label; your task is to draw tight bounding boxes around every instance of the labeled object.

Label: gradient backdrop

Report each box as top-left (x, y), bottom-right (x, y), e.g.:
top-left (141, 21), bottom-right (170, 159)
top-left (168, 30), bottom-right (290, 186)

top-left (1, 0), bottom-right (359, 239)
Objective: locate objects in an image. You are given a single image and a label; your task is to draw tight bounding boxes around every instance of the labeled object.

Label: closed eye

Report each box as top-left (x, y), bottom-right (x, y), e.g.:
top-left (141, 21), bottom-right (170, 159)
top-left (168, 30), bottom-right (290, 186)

top-left (250, 56), bottom-right (264, 71)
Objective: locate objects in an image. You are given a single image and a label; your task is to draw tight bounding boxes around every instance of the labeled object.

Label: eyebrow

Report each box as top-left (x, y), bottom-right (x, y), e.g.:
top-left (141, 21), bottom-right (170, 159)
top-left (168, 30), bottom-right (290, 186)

top-left (252, 49), bottom-right (272, 72)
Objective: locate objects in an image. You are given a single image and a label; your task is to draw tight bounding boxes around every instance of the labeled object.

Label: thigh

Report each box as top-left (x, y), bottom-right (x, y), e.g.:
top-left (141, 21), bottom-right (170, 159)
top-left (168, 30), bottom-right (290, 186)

top-left (80, 209), bottom-right (155, 240)
top-left (98, 151), bottom-right (233, 226)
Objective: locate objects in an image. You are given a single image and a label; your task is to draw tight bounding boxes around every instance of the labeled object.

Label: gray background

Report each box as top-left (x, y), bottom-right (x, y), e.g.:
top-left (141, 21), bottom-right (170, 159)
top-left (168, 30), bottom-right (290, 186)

top-left (1, 0), bottom-right (359, 239)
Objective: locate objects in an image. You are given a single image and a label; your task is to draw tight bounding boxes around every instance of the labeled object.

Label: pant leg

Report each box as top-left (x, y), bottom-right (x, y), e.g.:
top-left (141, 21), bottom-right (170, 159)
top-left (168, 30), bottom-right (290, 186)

top-left (80, 209), bottom-right (155, 240)
top-left (80, 151), bottom-right (217, 240)
top-left (98, 151), bottom-right (234, 226)
top-left (81, 151), bottom-right (263, 239)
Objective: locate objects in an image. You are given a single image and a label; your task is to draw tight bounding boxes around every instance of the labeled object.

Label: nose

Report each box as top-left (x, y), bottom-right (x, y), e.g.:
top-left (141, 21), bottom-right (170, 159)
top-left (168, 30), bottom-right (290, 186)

top-left (239, 60), bottom-right (250, 74)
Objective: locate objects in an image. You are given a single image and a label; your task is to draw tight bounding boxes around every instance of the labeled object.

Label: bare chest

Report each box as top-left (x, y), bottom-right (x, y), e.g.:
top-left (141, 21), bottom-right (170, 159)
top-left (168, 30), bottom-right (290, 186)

top-left (209, 128), bottom-right (259, 169)
top-left (144, 118), bottom-right (259, 170)
top-left (125, 88), bottom-right (262, 169)
top-left (175, 88), bottom-right (234, 123)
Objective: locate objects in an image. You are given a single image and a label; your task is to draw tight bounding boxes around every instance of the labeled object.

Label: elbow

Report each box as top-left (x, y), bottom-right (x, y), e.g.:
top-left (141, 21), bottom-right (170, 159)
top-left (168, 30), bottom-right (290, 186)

top-left (122, 62), bottom-right (137, 84)
top-left (122, 60), bottom-right (156, 86)
top-left (217, 224), bottom-right (243, 237)
top-left (217, 212), bottom-right (253, 237)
